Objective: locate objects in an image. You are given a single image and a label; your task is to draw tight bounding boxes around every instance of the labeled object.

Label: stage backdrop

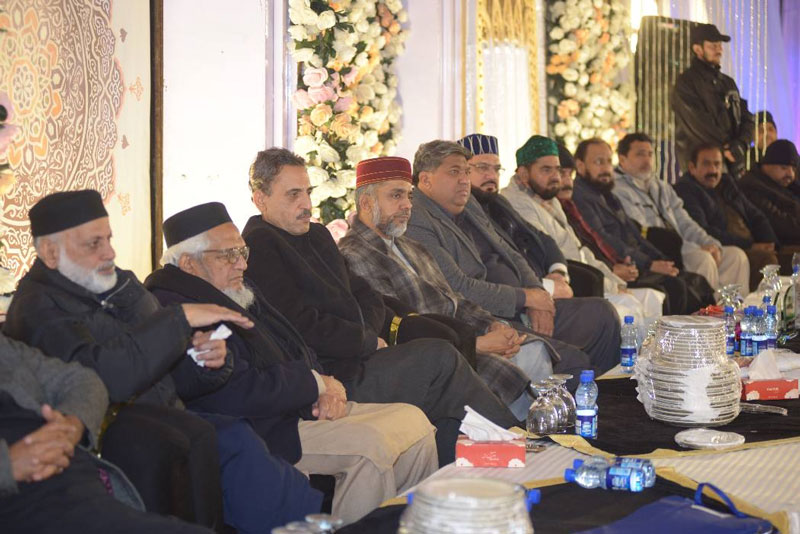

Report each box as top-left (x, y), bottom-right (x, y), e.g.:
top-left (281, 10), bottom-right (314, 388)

top-left (0, 0), bottom-right (152, 281)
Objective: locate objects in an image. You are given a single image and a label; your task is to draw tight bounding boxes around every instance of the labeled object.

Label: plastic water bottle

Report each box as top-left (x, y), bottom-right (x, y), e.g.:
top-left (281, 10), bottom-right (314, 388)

top-left (765, 305), bottom-right (778, 350)
top-left (564, 462), bottom-right (644, 492)
top-left (761, 295), bottom-right (771, 314)
top-left (573, 457), bottom-right (655, 488)
top-left (575, 370), bottom-right (598, 438)
top-left (620, 316), bottom-right (637, 373)
top-left (740, 307), bottom-right (753, 356)
top-left (752, 309), bottom-right (766, 355)
top-left (724, 306), bottom-right (736, 356)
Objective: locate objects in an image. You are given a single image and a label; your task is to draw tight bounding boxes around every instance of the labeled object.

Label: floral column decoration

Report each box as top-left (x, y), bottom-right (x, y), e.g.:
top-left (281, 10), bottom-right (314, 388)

top-left (545, 0), bottom-right (633, 152)
top-left (289, 0), bottom-right (408, 223)
top-left (0, 92), bottom-right (19, 299)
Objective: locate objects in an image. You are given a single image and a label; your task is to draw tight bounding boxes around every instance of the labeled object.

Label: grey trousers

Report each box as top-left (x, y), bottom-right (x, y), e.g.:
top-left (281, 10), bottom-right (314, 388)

top-left (552, 297), bottom-right (621, 375)
top-left (344, 338), bottom-right (519, 429)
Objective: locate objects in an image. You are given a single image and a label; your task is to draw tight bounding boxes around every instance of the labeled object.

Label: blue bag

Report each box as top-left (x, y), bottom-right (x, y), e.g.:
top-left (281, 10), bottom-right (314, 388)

top-left (577, 483), bottom-right (775, 533)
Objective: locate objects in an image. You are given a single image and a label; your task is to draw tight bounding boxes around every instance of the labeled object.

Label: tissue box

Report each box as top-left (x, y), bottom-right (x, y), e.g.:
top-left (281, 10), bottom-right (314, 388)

top-left (741, 378), bottom-right (799, 401)
top-left (454, 435), bottom-right (526, 468)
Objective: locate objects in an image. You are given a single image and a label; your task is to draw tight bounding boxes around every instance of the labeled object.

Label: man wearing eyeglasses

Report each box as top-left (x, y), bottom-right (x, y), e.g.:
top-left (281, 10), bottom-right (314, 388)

top-left (145, 202), bottom-right (438, 524)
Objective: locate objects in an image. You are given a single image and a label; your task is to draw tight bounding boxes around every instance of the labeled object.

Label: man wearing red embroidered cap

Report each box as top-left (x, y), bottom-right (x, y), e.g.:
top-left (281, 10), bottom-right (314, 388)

top-left (339, 156), bottom-right (551, 420)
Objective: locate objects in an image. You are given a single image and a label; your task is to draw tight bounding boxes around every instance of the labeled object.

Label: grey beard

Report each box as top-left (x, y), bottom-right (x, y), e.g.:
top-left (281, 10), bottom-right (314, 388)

top-left (372, 204), bottom-right (408, 238)
top-left (58, 249), bottom-right (117, 294)
top-left (223, 285), bottom-right (256, 310)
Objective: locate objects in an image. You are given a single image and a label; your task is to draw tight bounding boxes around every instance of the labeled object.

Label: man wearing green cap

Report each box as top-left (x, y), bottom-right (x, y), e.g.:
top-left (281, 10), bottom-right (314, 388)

top-left (405, 140), bottom-right (620, 377)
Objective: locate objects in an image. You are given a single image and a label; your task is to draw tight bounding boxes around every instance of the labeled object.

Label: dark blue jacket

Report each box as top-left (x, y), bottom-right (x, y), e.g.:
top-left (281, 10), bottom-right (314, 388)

top-left (674, 172), bottom-right (777, 249)
top-left (571, 176), bottom-right (668, 271)
top-left (146, 265), bottom-right (320, 464)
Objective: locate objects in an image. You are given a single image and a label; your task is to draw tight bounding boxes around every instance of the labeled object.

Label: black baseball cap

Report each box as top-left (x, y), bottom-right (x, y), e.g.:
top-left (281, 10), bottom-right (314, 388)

top-left (691, 23), bottom-right (730, 45)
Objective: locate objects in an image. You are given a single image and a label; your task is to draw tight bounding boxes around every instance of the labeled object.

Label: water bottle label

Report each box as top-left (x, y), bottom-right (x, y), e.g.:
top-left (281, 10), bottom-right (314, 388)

top-left (575, 409), bottom-right (597, 438)
top-left (605, 466), bottom-right (640, 491)
top-left (753, 336), bottom-right (766, 355)
top-left (725, 335), bottom-right (735, 355)
top-left (620, 347), bottom-right (636, 371)
top-left (741, 337), bottom-right (751, 357)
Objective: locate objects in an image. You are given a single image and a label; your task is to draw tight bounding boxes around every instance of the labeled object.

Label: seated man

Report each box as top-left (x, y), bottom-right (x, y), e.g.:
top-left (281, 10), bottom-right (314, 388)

top-left (338, 157), bottom-right (547, 418)
top-left (675, 142), bottom-right (779, 289)
top-left (241, 148), bottom-right (519, 466)
top-left (0, 334), bottom-right (211, 534)
top-left (473, 133), bottom-right (662, 333)
top-left (145, 202), bottom-right (438, 523)
top-left (4, 190), bottom-right (321, 533)
top-left (739, 140), bottom-right (800, 247)
top-left (570, 138), bottom-right (715, 313)
top-left (611, 133), bottom-right (749, 291)
top-left (404, 139), bottom-right (619, 375)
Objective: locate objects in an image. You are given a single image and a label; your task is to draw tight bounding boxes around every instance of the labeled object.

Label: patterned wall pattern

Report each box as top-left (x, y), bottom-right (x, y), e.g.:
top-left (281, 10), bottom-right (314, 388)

top-left (0, 0), bottom-right (149, 279)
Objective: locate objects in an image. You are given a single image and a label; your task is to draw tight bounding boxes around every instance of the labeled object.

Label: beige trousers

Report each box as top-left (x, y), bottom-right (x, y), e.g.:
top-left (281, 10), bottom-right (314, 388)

top-left (683, 245), bottom-right (750, 290)
top-left (295, 402), bottom-right (438, 524)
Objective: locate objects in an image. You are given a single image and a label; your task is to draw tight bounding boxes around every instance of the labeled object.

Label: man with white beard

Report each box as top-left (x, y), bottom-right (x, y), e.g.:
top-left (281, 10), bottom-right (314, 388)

top-left (145, 202), bottom-right (438, 524)
top-left (4, 190), bottom-right (326, 533)
top-left (610, 133), bottom-right (749, 291)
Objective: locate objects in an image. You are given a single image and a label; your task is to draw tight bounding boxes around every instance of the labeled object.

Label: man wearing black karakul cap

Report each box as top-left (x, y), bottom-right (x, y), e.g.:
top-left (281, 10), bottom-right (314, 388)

top-left (145, 202), bottom-right (437, 524)
top-left (740, 140), bottom-right (800, 247)
top-left (673, 23), bottom-right (754, 178)
top-left (4, 190), bottom-right (323, 532)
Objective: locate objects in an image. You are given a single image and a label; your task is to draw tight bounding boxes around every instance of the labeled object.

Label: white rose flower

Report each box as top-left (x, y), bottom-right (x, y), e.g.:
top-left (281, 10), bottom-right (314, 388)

top-left (551, 1), bottom-right (566, 18)
top-left (355, 52), bottom-right (369, 67)
top-left (562, 68), bottom-right (579, 82)
top-left (373, 82), bottom-right (388, 95)
top-left (356, 18), bottom-right (369, 33)
top-left (564, 83), bottom-right (577, 97)
top-left (291, 47), bottom-right (315, 63)
top-left (554, 123), bottom-right (568, 137)
top-left (591, 117), bottom-right (601, 128)
top-left (558, 39), bottom-right (578, 55)
top-left (317, 141), bottom-right (341, 163)
top-left (368, 22), bottom-right (382, 38)
top-left (564, 133), bottom-right (578, 147)
top-left (294, 135), bottom-right (318, 157)
top-left (335, 44), bottom-right (357, 63)
top-left (317, 10), bottom-right (337, 31)
top-left (329, 182), bottom-right (348, 198)
top-left (549, 44), bottom-right (560, 53)
top-left (362, 74), bottom-right (376, 85)
top-left (355, 84), bottom-right (375, 102)
top-left (364, 129), bottom-right (379, 147)
top-left (337, 169), bottom-right (357, 188)
top-left (351, 131), bottom-right (365, 147)
top-left (364, 2), bottom-right (377, 17)
top-left (288, 25), bottom-right (308, 42)
top-left (578, 72), bottom-right (589, 86)
top-left (308, 54), bottom-right (323, 67)
top-left (307, 166), bottom-right (329, 187)
top-left (310, 182), bottom-right (332, 207)
top-left (384, 140), bottom-right (397, 155)
top-left (550, 27), bottom-right (565, 41)
top-left (385, 0), bottom-right (403, 13)
top-left (397, 10), bottom-right (408, 23)
top-left (288, 0), bottom-right (309, 9)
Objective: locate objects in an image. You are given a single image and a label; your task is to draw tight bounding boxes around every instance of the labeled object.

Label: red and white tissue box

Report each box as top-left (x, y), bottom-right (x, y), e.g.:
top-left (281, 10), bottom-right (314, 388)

top-left (454, 435), bottom-right (526, 468)
top-left (741, 378), bottom-right (799, 401)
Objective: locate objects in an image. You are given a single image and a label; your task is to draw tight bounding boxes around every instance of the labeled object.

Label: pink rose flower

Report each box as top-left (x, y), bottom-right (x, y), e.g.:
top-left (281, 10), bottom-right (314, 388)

top-left (302, 67), bottom-right (329, 88)
top-left (292, 89), bottom-right (316, 110)
top-left (342, 69), bottom-right (359, 87)
top-left (308, 85), bottom-right (337, 104)
top-left (326, 218), bottom-right (350, 243)
top-left (334, 96), bottom-right (353, 112)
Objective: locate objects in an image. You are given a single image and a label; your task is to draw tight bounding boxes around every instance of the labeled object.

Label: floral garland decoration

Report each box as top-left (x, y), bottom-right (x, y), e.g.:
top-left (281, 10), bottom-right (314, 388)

top-left (545, 0), bottom-right (633, 153)
top-left (289, 0), bottom-right (408, 223)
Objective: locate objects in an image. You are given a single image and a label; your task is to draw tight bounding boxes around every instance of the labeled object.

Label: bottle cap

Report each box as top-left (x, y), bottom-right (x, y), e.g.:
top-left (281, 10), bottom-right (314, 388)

top-left (763, 295), bottom-right (771, 303)
top-left (525, 488), bottom-right (541, 508)
top-left (794, 265), bottom-right (799, 274)
top-left (573, 459), bottom-right (584, 469)
top-left (580, 369), bottom-right (595, 382)
top-left (624, 315), bottom-right (634, 324)
top-left (755, 309), bottom-right (764, 317)
top-left (768, 305), bottom-right (776, 314)
top-left (723, 306), bottom-right (733, 313)
top-left (564, 468), bottom-right (576, 482)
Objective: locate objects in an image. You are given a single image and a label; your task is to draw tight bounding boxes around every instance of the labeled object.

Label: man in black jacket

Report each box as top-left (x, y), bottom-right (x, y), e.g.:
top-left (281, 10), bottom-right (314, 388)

top-left (4, 190), bottom-right (321, 533)
top-left (242, 148), bottom-right (519, 466)
top-left (146, 202), bottom-right (437, 523)
top-left (673, 23), bottom-right (754, 177)
top-left (675, 142), bottom-right (778, 289)
top-left (740, 140), bottom-right (800, 248)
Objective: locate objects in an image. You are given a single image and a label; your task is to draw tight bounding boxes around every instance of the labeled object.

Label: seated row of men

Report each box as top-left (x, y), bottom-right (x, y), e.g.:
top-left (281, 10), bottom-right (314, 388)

top-left (6, 129), bottom-right (792, 532)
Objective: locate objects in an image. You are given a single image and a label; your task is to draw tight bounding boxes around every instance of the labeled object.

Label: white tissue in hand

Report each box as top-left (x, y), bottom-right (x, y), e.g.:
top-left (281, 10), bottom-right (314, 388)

top-left (459, 405), bottom-right (518, 441)
top-left (748, 350), bottom-right (783, 380)
top-left (187, 324), bottom-right (233, 367)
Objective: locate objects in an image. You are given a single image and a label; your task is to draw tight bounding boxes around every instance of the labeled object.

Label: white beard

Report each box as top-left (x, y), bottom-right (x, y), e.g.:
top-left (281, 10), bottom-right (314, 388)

top-left (223, 285), bottom-right (256, 310)
top-left (58, 248), bottom-right (117, 294)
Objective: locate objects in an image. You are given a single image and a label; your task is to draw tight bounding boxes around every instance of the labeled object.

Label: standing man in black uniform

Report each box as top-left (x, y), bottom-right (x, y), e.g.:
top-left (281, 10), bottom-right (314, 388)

top-left (673, 23), bottom-right (754, 178)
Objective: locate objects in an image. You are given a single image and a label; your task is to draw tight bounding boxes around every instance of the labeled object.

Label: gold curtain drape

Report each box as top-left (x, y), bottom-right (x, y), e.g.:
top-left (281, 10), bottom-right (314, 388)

top-left (475, 0), bottom-right (539, 132)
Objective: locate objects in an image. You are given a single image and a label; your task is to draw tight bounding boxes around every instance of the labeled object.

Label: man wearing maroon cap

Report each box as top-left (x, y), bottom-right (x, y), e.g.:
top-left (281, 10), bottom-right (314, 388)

top-left (339, 156), bottom-right (552, 419)
top-left (241, 148), bottom-right (519, 466)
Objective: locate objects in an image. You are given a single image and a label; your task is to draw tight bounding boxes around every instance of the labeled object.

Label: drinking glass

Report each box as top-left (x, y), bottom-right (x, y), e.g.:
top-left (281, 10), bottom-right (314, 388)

top-left (549, 374), bottom-right (576, 430)
top-left (527, 382), bottom-right (560, 435)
